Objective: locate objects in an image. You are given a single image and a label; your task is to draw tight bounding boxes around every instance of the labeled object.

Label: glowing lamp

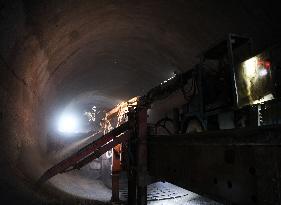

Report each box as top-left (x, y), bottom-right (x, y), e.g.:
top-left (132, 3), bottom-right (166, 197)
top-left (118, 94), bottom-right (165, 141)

top-left (58, 113), bottom-right (79, 133)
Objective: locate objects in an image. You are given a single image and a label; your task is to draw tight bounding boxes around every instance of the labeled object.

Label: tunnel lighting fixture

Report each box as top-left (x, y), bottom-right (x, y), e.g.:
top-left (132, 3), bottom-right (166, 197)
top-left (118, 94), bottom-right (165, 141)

top-left (160, 73), bottom-right (177, 85)
top-left (58, 112), bottom-right (80, 134)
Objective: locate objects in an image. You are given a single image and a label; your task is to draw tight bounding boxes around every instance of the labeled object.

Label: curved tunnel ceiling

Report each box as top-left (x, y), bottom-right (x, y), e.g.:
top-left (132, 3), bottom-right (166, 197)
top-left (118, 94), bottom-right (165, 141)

top-left (25, 0), bottom-right (280, 106)
top-left (0, 0), bottom-right (281, 204)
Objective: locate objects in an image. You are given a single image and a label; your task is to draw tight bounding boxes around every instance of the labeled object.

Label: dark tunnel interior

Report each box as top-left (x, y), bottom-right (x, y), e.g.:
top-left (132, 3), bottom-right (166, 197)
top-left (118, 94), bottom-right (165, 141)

top-left (1, 0), bottom-right (281, 204)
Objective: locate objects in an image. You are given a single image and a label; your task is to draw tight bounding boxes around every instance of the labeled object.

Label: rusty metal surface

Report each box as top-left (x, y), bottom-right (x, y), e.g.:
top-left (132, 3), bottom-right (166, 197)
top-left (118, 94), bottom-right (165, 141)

top-left (148, 126), bottom-right (281, 204)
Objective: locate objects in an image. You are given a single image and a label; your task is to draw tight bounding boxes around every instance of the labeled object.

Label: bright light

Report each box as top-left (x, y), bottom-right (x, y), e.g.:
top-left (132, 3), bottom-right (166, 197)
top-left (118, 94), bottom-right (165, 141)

top-left (244, 57), bottom-right (257, 78)
top-left (58, 113), bottom-right (79, 133)
top-left (252, 93), bottom-right (274, 104)
top-left (259, 68), bottom-right (268, 77)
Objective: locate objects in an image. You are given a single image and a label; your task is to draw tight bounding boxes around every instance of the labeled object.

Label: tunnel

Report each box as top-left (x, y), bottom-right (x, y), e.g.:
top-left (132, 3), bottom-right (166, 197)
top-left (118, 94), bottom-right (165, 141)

top-left (1, 0), bottom-right (281, 204)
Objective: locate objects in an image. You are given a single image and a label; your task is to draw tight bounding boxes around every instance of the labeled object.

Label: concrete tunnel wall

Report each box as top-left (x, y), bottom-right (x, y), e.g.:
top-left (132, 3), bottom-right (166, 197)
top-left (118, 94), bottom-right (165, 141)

top-left (0, 0), bottom-right (280, 204)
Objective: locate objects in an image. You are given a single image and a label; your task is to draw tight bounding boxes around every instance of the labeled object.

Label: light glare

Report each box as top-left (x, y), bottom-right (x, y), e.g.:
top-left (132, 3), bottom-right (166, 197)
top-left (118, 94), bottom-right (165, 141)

top-left (259, 68), bottom-right (268, 77)
top-left (244, 57), bottom-right (257, 78)
top-left (58, 113), bottom-right (79, 133)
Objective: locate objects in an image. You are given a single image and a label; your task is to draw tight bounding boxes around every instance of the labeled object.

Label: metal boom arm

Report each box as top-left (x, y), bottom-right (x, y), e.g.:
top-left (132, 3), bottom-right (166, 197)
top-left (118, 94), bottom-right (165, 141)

top-left (37, 122), bottom-right (130, 186)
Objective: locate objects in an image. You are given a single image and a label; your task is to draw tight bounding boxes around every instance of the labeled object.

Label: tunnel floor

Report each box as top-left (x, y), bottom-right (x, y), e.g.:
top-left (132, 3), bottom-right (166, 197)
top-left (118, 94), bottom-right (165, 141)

top-left (49, 171), bottom-right (220, 204)
top-left (49, 173), bottom-right (112, 202)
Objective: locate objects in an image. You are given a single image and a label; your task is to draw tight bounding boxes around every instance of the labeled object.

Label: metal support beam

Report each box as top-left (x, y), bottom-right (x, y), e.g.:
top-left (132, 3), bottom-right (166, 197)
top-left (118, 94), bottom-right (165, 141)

top-left (127, 110), bottom-right (137, 205)
top-left (37, 122), bottom-right (130, 186)
top-left (111, 144), bottom-right (122, 203)
top-left (136, 108), bottom-right (148, 205)
top-left (128, 168), bottom-right (137, 205)
top-left (127, 108), bottom-right (148, 205)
